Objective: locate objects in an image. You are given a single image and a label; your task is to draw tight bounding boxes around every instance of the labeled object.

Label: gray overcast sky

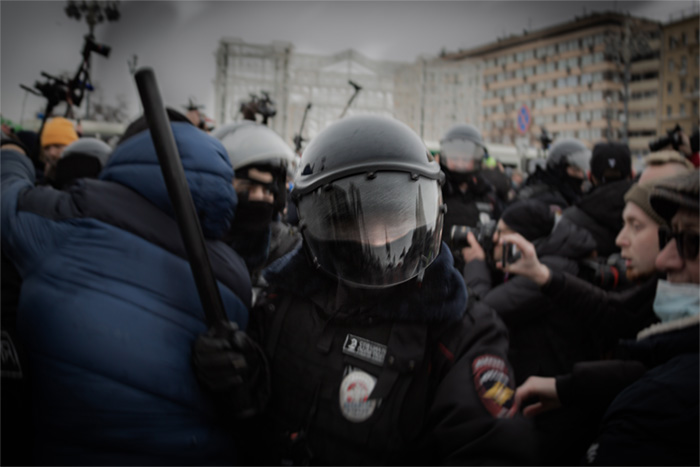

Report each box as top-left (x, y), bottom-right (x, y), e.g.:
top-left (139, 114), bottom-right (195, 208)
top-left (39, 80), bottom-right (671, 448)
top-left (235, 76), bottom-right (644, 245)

top-left (1, 0), bottom-right (697, 125)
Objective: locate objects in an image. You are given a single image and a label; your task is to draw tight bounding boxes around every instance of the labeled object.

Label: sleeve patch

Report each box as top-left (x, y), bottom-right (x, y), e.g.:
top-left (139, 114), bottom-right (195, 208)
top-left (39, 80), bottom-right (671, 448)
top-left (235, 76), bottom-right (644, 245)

top-left (472, 354), bottom-right (516, 418)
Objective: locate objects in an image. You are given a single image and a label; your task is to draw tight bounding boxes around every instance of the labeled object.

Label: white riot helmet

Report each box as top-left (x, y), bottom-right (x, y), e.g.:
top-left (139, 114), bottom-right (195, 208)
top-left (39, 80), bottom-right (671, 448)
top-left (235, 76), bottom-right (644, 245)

top-left (213, 121), bottom-right (297, 213)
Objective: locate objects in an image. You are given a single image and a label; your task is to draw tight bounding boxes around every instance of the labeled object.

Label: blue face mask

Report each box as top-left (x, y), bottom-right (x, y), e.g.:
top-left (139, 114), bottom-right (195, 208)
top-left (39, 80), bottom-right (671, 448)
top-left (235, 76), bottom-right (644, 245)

top-left (653, 279), bottom-right (700, 323)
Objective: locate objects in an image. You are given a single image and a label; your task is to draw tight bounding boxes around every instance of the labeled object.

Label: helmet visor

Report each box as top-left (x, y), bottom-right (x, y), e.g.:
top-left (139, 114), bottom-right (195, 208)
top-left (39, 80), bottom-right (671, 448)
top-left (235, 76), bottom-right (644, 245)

top-left (567, 149), bottom-right (591, 173)
top-left (298, 172), bottom-right (443, 288)
top-left (440, 139), bottom-right (485, 171)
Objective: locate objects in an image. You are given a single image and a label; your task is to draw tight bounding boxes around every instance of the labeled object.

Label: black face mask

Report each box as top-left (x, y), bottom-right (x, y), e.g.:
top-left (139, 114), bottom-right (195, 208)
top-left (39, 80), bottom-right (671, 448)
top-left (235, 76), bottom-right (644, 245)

top-left (564, 173), bottom-right (585, 196)
top-left (234, 198), bottom-right (275, 233)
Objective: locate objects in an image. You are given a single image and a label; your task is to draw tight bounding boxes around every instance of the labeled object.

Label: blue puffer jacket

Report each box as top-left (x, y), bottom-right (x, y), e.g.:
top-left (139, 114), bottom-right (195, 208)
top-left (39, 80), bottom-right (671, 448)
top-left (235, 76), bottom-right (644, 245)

top-left (1, 122), bottom-right (251, 465)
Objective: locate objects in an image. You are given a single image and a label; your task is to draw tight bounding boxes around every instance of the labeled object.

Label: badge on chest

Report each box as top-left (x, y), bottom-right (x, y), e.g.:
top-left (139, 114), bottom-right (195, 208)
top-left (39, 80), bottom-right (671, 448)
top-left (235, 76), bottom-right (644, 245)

top-left (339, 367), bottom-right (380, 423)
top-left (342, 333), bottom-right (387, 367)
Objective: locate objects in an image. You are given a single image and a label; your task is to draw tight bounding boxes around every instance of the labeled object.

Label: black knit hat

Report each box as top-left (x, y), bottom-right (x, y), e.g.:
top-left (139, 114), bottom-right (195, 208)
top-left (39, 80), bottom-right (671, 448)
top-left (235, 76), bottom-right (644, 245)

top-left (117, 107), bottom-right (192, 145)
top-left (590, 142), bottom-right (632, 183)
top-left (501, 199), bottom-right (556, 241)
top-left (650, 170), bottom-right (699, 222)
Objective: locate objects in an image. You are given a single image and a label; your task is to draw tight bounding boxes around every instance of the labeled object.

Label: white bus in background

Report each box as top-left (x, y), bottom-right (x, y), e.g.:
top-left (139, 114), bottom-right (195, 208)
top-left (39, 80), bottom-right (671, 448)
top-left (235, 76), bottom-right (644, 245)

top-left (425, 140), bottom-right (545, 174)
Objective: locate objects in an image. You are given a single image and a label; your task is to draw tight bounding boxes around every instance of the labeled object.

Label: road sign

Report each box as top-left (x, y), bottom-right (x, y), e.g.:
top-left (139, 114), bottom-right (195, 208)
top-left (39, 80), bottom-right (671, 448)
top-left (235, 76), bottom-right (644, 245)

top-left (517, 104), bottom-right (531, 135)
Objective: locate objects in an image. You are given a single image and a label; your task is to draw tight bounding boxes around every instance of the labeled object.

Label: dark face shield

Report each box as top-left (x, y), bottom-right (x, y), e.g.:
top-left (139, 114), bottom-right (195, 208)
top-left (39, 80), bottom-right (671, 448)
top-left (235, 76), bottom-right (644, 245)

top-left (298, 172), bottom-right (444, 289)
top-left (440, 139), bottom-right (485, 172)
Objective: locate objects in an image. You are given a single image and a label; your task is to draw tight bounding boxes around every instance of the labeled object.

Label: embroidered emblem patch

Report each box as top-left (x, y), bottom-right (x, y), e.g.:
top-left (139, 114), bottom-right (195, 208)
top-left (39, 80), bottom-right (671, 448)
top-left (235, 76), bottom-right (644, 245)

top-left (1, 331), bottom-right (23, 379)
top-left (342, 334), bottom-right (387, 366)
top-left (339, 369), bottom-right (378, 422)
top-left (472, 354), bottom-right (516, 418)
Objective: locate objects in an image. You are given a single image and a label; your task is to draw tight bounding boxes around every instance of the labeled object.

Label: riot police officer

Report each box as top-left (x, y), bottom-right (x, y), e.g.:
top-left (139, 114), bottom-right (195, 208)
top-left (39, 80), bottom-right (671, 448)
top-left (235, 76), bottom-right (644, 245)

top-left (213, 121), bottom-right (301, 290)
top-left (517, 138), bottom-right (591, 212)
top-left (236, 115), bottom-right (537, 465)
top-left (438, 123), bottom-right (502, 269)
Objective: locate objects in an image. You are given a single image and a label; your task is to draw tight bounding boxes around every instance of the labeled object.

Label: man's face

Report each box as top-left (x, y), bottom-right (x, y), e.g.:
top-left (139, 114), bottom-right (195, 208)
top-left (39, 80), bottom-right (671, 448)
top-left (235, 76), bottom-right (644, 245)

top-left (655, 207), bottom-right (700, 285)
top-left (233, 167), bottom-right (275, 204)
top-left (492, 219), bottom-right (515, 262)
top-left (615, 202), bottom-right (660, 281)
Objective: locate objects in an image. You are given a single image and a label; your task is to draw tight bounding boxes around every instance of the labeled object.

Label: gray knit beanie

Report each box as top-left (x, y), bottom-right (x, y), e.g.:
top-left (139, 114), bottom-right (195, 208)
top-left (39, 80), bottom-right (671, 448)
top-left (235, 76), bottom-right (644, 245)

top-left (624, 183), bottom-right (667, 227)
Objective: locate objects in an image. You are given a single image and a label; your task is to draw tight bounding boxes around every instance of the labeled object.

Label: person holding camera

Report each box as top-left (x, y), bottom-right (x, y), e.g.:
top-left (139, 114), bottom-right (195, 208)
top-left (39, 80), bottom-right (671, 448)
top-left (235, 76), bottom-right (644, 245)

top-left (508, 170), bottom-right (699, 466)
top-left (462, 198), bottom-right (604, 464)
top-left (649, 124), bottom-right (699, 168)
top-left (203, 115), bottom-right (538, 465)
top-left (437, 123), bottom-right (502, 270)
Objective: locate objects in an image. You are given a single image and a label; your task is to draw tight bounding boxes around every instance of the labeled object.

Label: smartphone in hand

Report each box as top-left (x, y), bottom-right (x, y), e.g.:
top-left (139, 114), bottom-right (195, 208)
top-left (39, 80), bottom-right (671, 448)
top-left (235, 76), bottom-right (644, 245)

top-left (501, 242), bottom-right (521, 268)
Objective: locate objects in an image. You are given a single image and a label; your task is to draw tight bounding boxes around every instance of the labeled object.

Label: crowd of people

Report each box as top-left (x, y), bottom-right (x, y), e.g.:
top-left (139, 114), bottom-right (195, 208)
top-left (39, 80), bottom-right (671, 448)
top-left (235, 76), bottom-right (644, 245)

top-left (1, 104), bottom-right (698, 466)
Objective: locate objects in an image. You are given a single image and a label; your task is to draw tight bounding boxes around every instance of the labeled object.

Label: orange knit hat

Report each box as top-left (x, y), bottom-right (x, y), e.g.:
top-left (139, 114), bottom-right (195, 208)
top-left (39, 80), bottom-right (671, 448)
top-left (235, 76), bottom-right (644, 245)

top-left (41, 117), bottom-right (79, 148)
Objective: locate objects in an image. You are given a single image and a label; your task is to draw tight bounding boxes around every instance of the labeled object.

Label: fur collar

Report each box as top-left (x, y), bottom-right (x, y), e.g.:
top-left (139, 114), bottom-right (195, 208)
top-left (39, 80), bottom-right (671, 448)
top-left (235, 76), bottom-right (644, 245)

top-left (637, 314), bottom-right (700, 340)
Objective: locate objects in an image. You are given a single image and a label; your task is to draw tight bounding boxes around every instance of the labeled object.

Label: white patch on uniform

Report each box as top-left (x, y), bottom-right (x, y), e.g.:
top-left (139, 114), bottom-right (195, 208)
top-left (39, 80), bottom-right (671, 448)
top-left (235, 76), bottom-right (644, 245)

top-left (342, 334), bottom-right (387, 366)
top-left (339, 369), bottom-right (377, 423)
top-left (608, 158), bottom-right (616, 168)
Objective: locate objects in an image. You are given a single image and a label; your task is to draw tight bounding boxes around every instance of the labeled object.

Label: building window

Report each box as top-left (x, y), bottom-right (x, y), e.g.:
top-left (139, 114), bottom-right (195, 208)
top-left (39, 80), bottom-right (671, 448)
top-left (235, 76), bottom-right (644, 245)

top-left (681, 32), bottom-right (687, 46)
top-left (667, 105), bottom-right (672, 117)
top-left (681, 56), bottom-right (687, 73)
top-left (668, 59), bottom-right (675, 72)
top-left (680, 104), bottom-right (686, 116)
top-left (681, 78), bottom-right (687, 93)
top-left (669, 35), bottom-right (678, 49)
top-left (667, 81), bottom-right (673, 94)
top-left (693, 101), bottom-right (698, 116)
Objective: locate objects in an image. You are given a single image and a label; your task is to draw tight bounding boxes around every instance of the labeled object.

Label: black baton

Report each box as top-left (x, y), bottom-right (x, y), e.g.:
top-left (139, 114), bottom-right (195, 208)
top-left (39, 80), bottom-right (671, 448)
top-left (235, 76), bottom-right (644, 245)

top-left (134, 67), bottom-right (227, 332)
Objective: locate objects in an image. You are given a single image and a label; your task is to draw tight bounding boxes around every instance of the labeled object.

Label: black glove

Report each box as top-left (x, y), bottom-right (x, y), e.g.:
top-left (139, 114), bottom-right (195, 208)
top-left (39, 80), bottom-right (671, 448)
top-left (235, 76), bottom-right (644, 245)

top-left (192, 321), bottom-right (270, 420)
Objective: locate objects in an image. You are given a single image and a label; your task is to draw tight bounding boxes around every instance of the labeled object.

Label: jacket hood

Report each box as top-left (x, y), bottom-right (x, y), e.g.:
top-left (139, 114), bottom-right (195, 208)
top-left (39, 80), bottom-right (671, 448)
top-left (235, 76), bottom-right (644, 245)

top-left (263, 242), bottom-right (468, 323)
top-left (536, 216), bottom-right (596, 260)
top-left (100, 122), bottom-right (236, 239)
top-left (576, 179), bottom-right (632, 232)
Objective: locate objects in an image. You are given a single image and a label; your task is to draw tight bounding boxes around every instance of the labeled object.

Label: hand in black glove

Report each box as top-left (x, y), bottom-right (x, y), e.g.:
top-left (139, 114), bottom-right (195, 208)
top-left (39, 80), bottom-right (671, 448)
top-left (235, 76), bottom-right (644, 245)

top-left (192, 321), bottom-right (270, 420)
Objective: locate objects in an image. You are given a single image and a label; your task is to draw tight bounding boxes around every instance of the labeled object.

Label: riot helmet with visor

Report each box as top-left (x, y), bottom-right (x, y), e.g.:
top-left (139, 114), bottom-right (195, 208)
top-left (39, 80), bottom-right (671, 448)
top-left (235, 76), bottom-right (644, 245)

top-left (292, 115), bottom-right (445, 289)
top-left (439, 123), bottom-right (486, 174)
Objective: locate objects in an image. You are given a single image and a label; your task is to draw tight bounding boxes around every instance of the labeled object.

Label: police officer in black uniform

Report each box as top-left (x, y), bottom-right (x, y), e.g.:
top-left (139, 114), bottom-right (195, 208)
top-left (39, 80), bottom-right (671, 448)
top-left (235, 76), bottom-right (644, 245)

top-left (229, 115), bottom-right (537, 465)
top-left (517, 138), bottom-right (591, 213)
top-left (213, 121), bottom-right (301, 299)
top-left (438, 124), bottom-right (502, 270)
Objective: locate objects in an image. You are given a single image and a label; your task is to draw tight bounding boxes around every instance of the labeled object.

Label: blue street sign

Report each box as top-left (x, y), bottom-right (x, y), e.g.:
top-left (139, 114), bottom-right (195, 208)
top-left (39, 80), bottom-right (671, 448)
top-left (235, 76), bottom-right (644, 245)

top-left (517, 105), bottom-right (531, 135)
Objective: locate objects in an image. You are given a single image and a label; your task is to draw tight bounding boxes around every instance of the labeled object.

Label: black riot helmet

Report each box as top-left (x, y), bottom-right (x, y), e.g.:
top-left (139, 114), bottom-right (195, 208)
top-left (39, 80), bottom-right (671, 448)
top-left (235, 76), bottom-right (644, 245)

top-left (439, 123), bottom-right (486, 177)
top-left (213, 120), bottom-right (297, 214)
top-left (292, 115), bottom-right (446, 289)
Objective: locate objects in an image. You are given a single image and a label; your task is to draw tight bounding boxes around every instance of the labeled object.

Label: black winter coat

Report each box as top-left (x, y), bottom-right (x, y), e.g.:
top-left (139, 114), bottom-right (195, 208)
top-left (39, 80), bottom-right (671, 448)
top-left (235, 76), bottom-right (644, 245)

top-left (562, 179), bottom-right (633, 257)
top-left (464, 217), bottom-right (598, 385)
top-left (247, 244), bottom-right (538, 465)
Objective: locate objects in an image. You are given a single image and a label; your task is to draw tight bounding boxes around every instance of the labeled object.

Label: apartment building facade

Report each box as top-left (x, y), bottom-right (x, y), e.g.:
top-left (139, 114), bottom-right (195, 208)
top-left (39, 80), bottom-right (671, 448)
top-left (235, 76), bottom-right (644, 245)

top-left (658, 15), bottom-right (700, 138)
top-left (442, 12), bottom-right (662, 156)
